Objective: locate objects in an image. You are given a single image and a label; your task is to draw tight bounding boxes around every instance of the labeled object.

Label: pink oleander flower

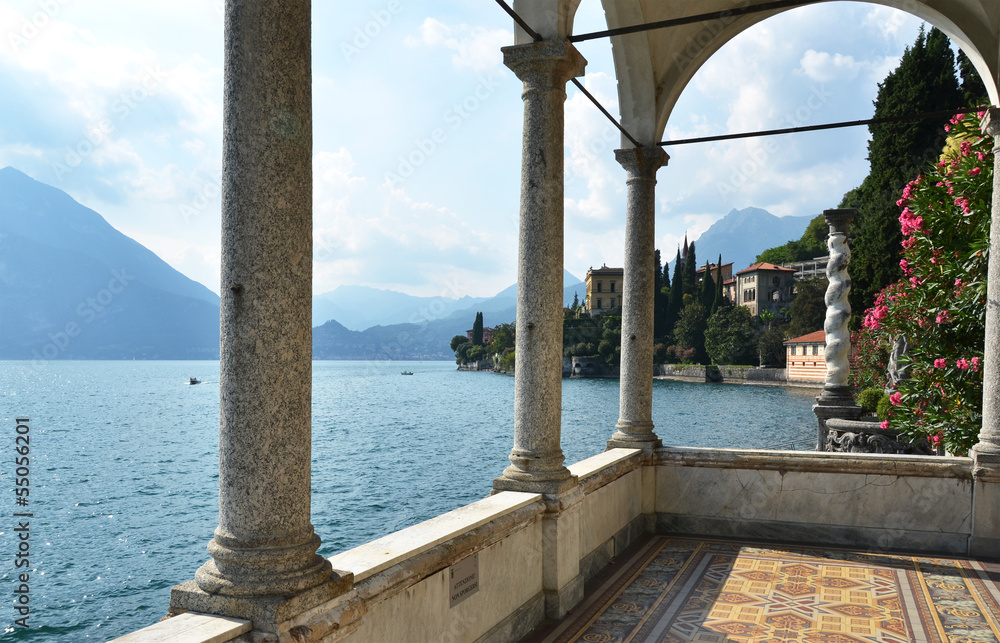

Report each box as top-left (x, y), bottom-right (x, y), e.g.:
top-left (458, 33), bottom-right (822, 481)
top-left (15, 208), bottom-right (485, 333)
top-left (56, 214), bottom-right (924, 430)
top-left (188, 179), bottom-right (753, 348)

top-left (934, 358), bottom-right (947, 368)
top-left (899, 258), bottom-right (911, 275)
top-left (936, 310), bottom-right (951, 324)
top-left (969, 166), bottom-right (982, 177)
top-left (931, 432), bottom-right (942, 446)
top-left (880, 420), bottom-right (889, 430)
top-left (957, 358), bottom-right (970, 370)
top-left (972, 357), bottom-right (981, 371)
top-left (890, 392), bottom-right (902, 406)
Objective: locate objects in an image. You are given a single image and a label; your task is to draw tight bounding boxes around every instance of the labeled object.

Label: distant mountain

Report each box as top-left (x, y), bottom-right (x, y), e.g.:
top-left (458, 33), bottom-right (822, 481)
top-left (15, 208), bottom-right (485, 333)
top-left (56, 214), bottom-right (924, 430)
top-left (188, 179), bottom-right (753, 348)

top-left (0, 167), bottom-right (220, 359)
top-left (676, 207), bottom-right (814, 276)
top-left (313, 271), bottom-right (586, 360)
top-left (314, 270), bottom-right (585, 330)
top-left (313, 286), bottom-right (490, 330)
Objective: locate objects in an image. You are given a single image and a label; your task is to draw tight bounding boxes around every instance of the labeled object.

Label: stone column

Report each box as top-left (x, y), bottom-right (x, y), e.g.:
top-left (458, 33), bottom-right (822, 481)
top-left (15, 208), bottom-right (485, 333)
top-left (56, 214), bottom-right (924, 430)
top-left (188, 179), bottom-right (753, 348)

top-left (971, 108), bottom-right (1000, 557)
top-left (494, 40), bottom-right (586, 495)
top-left (492, 39), bottom-right (587, 621)
top-left (171, 0), bottom-right (350, 624)
top-left (608, 147), bottom-right (668, 453)
top-left (975, 108), bottom-right (1000, 464)
top-left (813, 209), bottom-right (862, 450)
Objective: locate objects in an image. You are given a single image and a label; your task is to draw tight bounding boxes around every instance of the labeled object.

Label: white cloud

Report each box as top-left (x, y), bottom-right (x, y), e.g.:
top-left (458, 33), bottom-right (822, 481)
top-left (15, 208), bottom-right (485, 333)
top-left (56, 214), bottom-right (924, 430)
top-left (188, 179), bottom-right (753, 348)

top-left (407, 18), bottom-right (511, 72)
top-left (312, 148), bottom-right (515, 296)
top-left (798, 50), bottom-right (863, 82)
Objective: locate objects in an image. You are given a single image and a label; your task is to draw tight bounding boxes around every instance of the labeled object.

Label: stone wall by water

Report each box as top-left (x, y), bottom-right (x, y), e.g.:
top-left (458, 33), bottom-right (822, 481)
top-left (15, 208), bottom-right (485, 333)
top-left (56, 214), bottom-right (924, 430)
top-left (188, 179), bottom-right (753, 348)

top-left (656, 365), bottom-right (791, 384)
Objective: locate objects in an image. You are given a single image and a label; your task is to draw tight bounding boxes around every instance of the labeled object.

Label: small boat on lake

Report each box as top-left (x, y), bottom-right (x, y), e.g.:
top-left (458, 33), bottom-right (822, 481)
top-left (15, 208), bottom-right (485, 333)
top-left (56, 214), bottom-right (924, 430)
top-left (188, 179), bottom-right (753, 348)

top-left (401, 371), bottom-right (413, 376)
top-left (189, 377), bottom-right (201, 385)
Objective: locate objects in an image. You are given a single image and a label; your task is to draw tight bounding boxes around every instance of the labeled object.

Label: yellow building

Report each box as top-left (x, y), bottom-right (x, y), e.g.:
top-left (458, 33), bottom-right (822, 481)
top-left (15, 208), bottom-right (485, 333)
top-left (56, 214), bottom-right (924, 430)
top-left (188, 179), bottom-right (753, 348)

top-left (785, 330), bottom-right (826, 382)
top-left (585, 265), bottom-right (624, 314)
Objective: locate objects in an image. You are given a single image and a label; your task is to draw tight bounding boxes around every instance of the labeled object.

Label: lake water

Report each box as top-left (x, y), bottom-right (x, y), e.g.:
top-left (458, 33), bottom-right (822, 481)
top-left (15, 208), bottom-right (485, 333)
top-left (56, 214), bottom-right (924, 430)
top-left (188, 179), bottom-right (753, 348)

top-left (0, 360), bottom-right (819, 640)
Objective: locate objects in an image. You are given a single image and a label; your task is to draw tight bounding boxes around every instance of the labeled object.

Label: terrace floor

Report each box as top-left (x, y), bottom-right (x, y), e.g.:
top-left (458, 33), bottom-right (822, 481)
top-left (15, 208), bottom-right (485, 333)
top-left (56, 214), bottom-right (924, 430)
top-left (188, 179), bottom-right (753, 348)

top-left (523, 535), bottom-right (1000, 643)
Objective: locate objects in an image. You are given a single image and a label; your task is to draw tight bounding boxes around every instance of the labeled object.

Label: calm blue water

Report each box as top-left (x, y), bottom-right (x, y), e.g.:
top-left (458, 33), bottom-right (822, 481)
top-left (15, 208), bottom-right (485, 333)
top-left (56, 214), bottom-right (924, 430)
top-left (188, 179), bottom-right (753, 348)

top-left (0, 360), bottom-right (817, 640)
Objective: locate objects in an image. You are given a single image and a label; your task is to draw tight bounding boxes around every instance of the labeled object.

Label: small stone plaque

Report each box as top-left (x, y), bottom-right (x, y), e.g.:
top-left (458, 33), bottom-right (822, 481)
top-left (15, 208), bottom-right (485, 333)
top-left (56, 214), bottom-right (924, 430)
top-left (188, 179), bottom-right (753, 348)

top-left (448, 552), bottom-right (479, 608)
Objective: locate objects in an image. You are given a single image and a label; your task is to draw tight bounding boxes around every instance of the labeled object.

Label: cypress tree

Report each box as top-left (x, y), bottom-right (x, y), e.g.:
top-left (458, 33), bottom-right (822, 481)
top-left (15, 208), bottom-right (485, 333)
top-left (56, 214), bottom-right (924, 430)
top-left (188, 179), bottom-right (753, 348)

top-left (712, 255), bottom-right (725, 314)
top-left (682, 241), bottom-right (698, 296)
top-left (472, 311), bottom-right (484, 345)
top-left (699, 260), bottom-right (715, 311)
top-left (665, 249), bottom-right (684, 341)
top-left (847, 26), bottom-right (964, 318)
top-left (653, 250), bottom-right (667, 339)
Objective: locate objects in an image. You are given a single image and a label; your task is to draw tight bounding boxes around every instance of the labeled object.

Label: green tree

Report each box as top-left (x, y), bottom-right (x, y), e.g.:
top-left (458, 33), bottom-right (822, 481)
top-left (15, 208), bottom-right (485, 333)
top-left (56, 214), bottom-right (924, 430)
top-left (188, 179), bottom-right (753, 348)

top-left (957, 49), bottom-right (989, 108)
top-left (704, 305), bottom-right (757, 365)
top-left (758, 327), bottom-right (788, 368)
top-left (571, 291), bottom-right (579, 310)
top-left (472, 311), bottom-right (484, 345)
top-left (712, 255), bottom-right (725, 314)
top-left (682, 241), bottom-right (698, 295)
top-left (847, 26), bottom-right (964, 319)
top-left (673, 301), bottom-right (707, 364)
top-left (487, 322), bottom-right (515, 356)
top-left (664, 249), bottom-right (684, 341)
top-left (450, 335), bottom-right (469, 352)
top-left (787, 277), bottom-right (829, 337)
top-left (699, 261), bottom-right (715, 311)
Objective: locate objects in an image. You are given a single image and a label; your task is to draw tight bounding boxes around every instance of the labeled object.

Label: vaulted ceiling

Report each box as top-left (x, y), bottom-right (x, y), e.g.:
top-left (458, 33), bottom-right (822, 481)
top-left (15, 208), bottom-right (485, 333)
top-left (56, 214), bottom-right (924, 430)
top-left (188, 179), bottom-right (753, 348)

top-left (511, 0), bottom-right (1000, 147)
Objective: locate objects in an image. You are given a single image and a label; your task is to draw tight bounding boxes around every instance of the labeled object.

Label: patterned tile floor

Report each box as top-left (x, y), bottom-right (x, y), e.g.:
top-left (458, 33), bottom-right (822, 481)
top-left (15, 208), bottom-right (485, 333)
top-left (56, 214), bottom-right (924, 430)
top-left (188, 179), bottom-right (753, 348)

top-left (524, 536), bottom-right (1000, 643)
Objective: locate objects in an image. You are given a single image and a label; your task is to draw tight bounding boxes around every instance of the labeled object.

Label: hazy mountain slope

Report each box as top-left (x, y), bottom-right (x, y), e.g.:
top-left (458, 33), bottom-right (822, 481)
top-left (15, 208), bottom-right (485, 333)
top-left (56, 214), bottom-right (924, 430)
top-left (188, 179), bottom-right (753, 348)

top-left (0, 167), bottom-right (220, 359)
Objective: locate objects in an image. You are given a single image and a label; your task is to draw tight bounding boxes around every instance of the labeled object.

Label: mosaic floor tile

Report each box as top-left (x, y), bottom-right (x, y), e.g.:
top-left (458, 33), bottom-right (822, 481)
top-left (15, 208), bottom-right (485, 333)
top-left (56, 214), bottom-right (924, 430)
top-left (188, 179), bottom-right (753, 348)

top-left (528, 537), bottom-right (1000, 643)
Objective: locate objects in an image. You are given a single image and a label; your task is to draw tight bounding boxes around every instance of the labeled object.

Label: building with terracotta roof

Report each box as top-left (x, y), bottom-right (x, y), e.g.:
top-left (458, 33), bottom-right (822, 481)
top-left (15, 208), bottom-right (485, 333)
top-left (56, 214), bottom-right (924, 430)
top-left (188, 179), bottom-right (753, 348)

top-left (785, 330), bottom-right (826, 382)
top-left (735, 262), bottom-right (798, 316)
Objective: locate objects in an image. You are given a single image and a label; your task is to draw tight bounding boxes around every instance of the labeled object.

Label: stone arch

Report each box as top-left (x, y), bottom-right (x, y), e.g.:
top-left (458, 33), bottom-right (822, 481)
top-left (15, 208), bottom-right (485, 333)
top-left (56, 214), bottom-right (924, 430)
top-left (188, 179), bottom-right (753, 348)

top-left (513, 0), bottom-right (584, 44)
top-left (587, 1), bottom-right (999, 146)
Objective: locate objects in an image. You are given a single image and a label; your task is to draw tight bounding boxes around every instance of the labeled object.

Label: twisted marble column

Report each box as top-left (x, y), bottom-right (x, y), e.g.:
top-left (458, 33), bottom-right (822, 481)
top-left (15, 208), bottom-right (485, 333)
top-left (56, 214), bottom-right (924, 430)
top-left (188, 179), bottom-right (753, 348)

top-left (608, 147), bottom-right (667, 453)
top-left (974, 108), bottom-right (1000, 463)
top-left (813, 209), bottom-right (862, 449)
top-left (494, 40), bottom-right (586, 494)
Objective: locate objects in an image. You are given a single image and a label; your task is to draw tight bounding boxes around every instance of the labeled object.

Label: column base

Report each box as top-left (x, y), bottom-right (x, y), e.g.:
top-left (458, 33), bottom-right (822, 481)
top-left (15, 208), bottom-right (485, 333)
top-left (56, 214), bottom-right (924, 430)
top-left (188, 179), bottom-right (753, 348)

top-left (813, 387), bottom-right (863, 451)
top-left (608, 422), bottom-right (662, 454)
top-left (170, 571), bottom-right (354, 624)
top-left (493, 469), bottom-right (578, 496)
top-left (973, 445), bottom-right (1000, 476)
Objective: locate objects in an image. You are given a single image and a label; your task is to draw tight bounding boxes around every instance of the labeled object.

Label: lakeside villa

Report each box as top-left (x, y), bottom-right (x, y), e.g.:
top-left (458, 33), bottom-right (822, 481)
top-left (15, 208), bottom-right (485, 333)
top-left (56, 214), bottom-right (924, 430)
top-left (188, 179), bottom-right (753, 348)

top-left (117, 1), bottom-right (1000, 642)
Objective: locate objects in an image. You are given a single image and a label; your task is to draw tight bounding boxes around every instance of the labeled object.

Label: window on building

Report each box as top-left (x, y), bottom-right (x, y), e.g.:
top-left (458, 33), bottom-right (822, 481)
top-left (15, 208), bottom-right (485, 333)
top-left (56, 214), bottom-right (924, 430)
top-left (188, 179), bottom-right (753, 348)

top-left (611, 281), bottom-right (616, 293)
top-left (791, 346), bottom-right (797, 356)
top-left (597, 282), bottom-right (603, 293)
top-left (597, 299), bottom-right (603, 309)
top-left (811, 345), bottom-right (818, 355)
top-left (610, 298), bottom-right (615, 307)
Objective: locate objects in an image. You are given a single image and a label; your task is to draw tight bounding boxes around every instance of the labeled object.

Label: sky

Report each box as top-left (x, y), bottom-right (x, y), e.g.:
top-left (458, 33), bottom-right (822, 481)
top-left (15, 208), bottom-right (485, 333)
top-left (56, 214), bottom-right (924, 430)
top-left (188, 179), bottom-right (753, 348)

top-left (0, 1), bottom-right (929, 299)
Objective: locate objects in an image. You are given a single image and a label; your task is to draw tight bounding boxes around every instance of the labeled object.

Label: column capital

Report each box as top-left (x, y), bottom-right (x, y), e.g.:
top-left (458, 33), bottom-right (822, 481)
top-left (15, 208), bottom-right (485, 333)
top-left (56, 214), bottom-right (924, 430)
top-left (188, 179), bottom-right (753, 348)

top-left (614, 146), bottom-right (669, 178)
top-left (980, 107), bottom-right (1000, 138)
top-left (502, 40), bottom-right (586, 89)
top-left (823, 208), bottom-right (856, 234)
